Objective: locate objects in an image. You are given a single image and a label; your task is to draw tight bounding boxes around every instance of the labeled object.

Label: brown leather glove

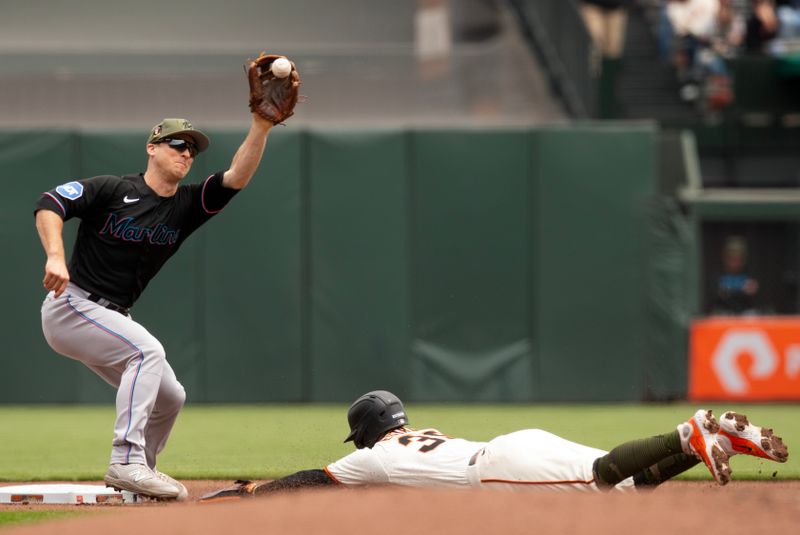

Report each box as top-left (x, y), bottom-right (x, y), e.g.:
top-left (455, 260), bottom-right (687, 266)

top-left (247, 53), bottom-right (301, 124)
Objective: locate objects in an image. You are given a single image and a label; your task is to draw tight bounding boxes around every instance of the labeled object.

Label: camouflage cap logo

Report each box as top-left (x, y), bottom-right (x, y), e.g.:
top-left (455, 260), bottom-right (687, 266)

top-left (146, 118), bottom-right (210, 154)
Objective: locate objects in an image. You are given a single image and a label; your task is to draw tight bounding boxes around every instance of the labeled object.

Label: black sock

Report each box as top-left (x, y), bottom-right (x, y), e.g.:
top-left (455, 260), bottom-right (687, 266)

top-left (593, 430), bottom-right (684, 487)
top-left (633, 453), bottom-right (701, 488)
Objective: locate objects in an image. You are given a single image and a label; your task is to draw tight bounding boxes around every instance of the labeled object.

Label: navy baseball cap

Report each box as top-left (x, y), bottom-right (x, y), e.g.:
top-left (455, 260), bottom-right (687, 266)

top-left (147, 118), bottom-right (210, 153)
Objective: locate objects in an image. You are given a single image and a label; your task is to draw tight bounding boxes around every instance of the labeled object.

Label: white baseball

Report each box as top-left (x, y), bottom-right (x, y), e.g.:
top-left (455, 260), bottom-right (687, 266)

top-left (271, 57), bottom-right (292, 78)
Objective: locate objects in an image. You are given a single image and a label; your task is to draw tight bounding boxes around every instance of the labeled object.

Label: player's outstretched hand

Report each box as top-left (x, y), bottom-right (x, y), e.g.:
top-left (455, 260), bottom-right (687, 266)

top-left (43, 257), bottom-right (70, 297)
top-left (200, 480), bottom-right (261, 503)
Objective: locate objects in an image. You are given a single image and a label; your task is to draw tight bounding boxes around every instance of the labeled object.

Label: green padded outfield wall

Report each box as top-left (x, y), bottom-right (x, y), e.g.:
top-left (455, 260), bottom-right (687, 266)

top-left (0, 132), bottom-right (87, 402)
top-left (308, 130), bottom-right (411, 401)
top-left (0, 125), bottom-right (664, 403)
top-left (197, 131), bottom-right (305, 402)
top-left (409, 130), bottom-right (534, 401)
top-left (532, 126), bottom-right (655, 401)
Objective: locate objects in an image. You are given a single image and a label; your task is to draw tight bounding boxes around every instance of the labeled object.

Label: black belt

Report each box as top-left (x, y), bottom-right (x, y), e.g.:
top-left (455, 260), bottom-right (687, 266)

top-left (87, 293), bottom-right (130, 316)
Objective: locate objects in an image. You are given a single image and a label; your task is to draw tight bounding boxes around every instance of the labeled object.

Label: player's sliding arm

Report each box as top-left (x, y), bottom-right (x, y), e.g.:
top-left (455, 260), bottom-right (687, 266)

top-left (253, 469), bottom-right (335, 494)
top-left (200, 470), bottom-right (335, 501)
top-left (35, 209), bottom-right (70, 297)
top-left (221, 115), bottom-right (273, 190)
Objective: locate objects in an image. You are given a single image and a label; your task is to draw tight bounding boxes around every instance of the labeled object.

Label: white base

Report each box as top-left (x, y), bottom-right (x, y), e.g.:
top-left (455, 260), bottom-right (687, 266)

top-left (0, 484), bottom-right (140, 505)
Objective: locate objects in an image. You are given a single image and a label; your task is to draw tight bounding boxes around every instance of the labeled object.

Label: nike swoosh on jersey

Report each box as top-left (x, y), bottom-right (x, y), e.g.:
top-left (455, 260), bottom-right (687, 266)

top-left (123, 196), bottom-right (140, 203)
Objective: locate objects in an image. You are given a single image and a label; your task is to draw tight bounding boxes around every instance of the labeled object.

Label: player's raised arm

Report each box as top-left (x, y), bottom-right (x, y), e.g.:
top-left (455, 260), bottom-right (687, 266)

top-left (221, 115), bottom-right (273, 190)
top-left (35, 209), bottom-right (70, 297)
top-left (222, 53), bottom-right (301, 190)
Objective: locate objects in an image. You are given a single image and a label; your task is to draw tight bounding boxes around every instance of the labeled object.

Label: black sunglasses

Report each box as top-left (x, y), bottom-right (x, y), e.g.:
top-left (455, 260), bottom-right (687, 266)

top-left (157, 137), bottom-right (198, 157)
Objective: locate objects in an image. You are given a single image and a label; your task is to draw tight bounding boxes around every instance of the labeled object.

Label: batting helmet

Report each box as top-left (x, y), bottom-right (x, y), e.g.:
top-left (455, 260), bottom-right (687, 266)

top-left (344, 390), bottom-right (408, 449)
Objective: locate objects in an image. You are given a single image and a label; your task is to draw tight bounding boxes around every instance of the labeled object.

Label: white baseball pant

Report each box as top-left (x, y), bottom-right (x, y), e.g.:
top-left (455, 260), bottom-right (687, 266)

top-left (467, 429), bottom-right (634, 492)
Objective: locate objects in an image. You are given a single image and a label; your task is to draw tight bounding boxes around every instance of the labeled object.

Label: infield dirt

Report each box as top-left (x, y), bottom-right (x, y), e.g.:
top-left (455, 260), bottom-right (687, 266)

top-left (2, 480), bottom-right (798, 534)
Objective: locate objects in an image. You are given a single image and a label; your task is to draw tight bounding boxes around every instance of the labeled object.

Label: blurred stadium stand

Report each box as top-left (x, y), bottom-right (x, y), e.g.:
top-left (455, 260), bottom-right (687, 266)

top-left (507, 0), bottom-right (800, 188)
top-left (0, 0), bottom-right (565, 128)
top-left (609, 2), bottom-right (699, 123)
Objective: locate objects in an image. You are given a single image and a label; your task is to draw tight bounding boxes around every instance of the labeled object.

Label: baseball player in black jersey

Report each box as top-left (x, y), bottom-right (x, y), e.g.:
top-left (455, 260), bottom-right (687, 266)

top-left (201, 391), bottom-right (788, 500)
top-left (35, 115), bottom-right (275, 500)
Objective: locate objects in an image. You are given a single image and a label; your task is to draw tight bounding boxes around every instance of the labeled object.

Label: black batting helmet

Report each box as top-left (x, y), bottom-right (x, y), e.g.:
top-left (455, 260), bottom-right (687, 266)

top-left (344, 390), bottom-right (408, 449)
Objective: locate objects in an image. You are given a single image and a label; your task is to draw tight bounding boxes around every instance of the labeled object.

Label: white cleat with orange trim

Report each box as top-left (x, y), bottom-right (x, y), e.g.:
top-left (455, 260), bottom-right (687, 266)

top-left (717, 412), bottom-right (788, 463)
top-left (678, 409), bottom-right (732, 486)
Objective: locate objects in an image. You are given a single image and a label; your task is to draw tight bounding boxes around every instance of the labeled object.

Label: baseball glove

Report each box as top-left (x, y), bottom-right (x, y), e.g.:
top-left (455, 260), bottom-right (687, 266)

top-left (247, 53), bottom-right (301, 124)
top-left (200, 480), bottom-right (261, 502)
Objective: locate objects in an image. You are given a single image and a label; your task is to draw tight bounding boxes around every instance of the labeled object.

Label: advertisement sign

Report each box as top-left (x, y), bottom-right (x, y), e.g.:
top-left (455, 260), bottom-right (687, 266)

top-left (689, 317), bottom-right (800, 400)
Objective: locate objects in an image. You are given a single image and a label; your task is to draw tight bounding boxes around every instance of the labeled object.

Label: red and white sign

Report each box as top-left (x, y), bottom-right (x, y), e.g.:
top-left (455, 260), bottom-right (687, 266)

top-left (689, 317), bottom-right (800, 400)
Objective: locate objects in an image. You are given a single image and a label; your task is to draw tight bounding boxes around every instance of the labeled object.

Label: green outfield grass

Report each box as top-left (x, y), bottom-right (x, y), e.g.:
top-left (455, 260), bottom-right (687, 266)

top-left (0, 403), bottom-right (797, 482)
top-left (0, 511), bottom-right (89, 529)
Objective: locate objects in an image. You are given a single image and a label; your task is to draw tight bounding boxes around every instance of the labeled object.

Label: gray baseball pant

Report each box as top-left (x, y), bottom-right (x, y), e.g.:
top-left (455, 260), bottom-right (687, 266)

top-left (41, 282), bottom-right (186, 469)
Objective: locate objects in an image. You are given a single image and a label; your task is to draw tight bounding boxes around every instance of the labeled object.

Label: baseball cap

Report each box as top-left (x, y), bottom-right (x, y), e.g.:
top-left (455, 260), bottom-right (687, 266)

top-left (147, 118), bottom-right (210, 154)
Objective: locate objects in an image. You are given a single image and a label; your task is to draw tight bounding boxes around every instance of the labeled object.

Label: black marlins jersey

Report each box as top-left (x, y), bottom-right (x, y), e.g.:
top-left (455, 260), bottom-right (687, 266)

top-left (35, 172), bottom-right (238, 307)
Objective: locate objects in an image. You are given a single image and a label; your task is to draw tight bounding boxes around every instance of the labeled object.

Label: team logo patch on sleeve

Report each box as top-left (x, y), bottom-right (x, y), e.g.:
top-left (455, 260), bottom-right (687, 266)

top-left (55, 181), bottom-right (84, 200)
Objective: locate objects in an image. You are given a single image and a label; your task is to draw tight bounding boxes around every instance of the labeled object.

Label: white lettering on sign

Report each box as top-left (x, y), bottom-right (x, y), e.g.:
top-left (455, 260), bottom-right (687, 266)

top-left (786, 345), bottom-right (800, 379)
top-left (711, 330), bottom-right (779, 394)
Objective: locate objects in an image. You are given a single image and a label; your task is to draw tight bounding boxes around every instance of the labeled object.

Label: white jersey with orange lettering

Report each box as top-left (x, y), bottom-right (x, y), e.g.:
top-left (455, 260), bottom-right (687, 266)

top-left (324, 427), bottom-right (635, 493)
top-left (325, 428), bottom-right (486, 488)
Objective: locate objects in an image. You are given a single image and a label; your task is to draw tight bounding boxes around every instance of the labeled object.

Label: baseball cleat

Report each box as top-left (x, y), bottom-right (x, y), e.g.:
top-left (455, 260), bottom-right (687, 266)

top-left (104, 463), bottom-right (180, 500)
top-left (718, 412), bottom-right (788, 463)
top-left (155, 469), bottom-right (189, 501)
top-left (678, 409), bottom-right (731, 486)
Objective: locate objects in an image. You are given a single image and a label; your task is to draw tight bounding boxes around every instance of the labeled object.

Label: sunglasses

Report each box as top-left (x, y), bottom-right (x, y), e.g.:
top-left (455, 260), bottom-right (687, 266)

top-left (156, 137), bottom-right (198, 157)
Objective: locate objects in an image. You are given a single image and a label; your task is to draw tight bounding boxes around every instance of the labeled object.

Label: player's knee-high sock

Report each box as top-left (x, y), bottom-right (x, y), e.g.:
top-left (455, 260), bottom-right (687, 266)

top-left (592, 430), bottom-right (684, 487)
top-left (632, 453), bottom-right (700, 488)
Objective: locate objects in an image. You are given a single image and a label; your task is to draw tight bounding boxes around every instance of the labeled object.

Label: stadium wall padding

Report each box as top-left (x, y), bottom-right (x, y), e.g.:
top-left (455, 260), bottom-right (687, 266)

top-left (1, 124), bottom-right (680, 402)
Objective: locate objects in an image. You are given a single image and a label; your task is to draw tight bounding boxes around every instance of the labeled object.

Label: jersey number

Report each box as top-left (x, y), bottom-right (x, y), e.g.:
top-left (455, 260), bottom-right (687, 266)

top-left (397, 430), bottom-right (449, 453)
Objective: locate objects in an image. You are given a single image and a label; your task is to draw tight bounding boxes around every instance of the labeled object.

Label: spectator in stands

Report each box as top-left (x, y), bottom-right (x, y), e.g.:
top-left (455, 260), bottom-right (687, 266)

top-left (744, 0), bottom-right (780, 52)
top-left (703, 0), bottom-right (746, 107)
top-left (579, 0), bottom-right (631, 59)
top-left (715, 0), bottom-right (747, 56)
top-left (776, 0), bottom-right (800, 39)
top-left (661, 0), bottom-right (741, 107)
top-left (665, 0), bottom-right (720, 49)
top-left (580, 0), bottom-right (630, 117)
top-left (712, 236), bottom-right (761, 315)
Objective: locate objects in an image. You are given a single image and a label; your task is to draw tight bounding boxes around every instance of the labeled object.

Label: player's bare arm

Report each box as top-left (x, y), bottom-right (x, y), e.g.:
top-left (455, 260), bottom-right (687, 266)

top-left (35, 209), bottom-right (70, 297)
top-left (222, 115), bottom-right (273, 190)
